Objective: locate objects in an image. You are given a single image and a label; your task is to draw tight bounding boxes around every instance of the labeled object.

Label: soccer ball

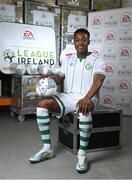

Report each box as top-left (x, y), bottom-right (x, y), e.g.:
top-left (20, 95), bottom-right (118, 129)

top-left (37, 64), bottom-right (50, 75)
top-left (8, 62), bottom-right (18, 74)
top-left (50, 64), bottom-right (61, 74)
top-left (27, 64), bottom-right (38, 75)
top-left (15, 64), bottom-right (27, 75)
top-left (36, 77), bottom-right (57, 96)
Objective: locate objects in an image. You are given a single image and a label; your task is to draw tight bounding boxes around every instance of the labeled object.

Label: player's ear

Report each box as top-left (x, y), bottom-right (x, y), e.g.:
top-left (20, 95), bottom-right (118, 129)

top-left (88, 39), bottom-right (90, 45)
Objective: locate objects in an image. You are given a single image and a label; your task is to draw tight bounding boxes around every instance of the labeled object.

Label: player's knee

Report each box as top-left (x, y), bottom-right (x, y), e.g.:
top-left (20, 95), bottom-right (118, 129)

top-left (89, 101), bottom-right (95, 112)
top-left (37, 99), bottom-right (49, 108)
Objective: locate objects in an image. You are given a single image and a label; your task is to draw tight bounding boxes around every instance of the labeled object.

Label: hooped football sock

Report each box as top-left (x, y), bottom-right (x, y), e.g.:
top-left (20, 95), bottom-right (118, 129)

top-left (79, 112), bottom-right (93, 154)
top-left (37, 107), bottom-right (51, 150)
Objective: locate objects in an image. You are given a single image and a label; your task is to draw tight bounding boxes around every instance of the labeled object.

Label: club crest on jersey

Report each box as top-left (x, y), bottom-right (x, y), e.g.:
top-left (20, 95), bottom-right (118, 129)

top-left (85, 63), bottom-right (93, 70)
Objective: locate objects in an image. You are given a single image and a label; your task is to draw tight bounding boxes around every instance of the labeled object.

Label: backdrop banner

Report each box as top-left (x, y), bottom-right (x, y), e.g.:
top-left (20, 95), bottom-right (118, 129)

top-left (88, 7), bottom-right (132, 116)
top-left (0, 22), bottom-right (56, 74)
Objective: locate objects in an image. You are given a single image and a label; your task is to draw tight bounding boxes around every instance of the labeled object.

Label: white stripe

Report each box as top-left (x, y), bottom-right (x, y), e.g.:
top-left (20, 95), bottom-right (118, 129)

top-left (80, 132), bottom-right (88, 138)
top-left (52, 96), bottom-right (64, 118)
top-left (80, 132), bottom-right (91, 138)
top-left (37, 119), bottom-right (49, 123)
top-left (80, 141), bottom-right (88, 146)
top-left (37, 107), bottom-right (48, 116)
top-left (79, 112), bottom-right (92, 120)
top-left (42, 134), bottom-right (50, 139)
top-left (79, 124), bottom-right (92, 129)
top-left (39, 126), bottom-right (49, 131)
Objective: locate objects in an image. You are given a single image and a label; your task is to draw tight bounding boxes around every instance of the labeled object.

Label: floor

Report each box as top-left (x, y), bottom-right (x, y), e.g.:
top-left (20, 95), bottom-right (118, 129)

top-left (0, 107), bottom-right (132, 180)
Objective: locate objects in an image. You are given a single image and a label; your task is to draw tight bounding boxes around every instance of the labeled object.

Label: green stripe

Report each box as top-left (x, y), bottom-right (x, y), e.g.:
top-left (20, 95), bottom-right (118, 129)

top-left (70, 59), bottom-right (77, 92)
top-left (54, 95), bottom-right (65, 116)
top-left (80, 58), bottom-right (87, 93)
top-left (80, 145), bottom-right (87, 150)
top-left (40, 129), bottom-right (50, 135)
top-left (80, 128), bottom-right (92, 132)
top-left (42, 139), bottom-right (51, 144)
top-left (80, 136), bottom-right (89, 142)
top-left (38, 122), bottom-right (50, 126)
top-left (79, 121), bottom-right (92, 125)
top-left (37, 115), bottom-right (49, 119)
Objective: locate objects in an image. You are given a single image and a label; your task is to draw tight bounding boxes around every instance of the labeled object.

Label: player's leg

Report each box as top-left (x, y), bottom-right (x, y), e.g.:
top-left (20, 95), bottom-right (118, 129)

top-left (76, 98), bottom-right (98, 173)
top-left (29, 97), bottom-right (60, 163)
top-left (76, 112), bottom-right (93, 173)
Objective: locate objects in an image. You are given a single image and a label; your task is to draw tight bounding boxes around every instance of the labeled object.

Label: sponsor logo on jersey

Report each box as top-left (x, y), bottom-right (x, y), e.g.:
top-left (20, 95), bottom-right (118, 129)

top-left (70, 62), bottom-right (74, 66)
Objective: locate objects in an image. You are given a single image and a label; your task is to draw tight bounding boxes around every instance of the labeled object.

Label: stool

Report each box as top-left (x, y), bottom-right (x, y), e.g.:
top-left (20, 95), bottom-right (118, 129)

top-left (58, 105), bottom-right (122, 154)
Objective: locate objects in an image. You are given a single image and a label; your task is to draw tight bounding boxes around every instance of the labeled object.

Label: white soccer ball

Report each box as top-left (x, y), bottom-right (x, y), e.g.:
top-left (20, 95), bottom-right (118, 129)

top-left (27, 64), bottom-right (38, 75)
top-left (37, 64), bottom-right (50, 75)
top-left (50, 64), bottom-right (61, 74)
top-left (36, 78), bottom-right (57, 96)
top-left (15, 64), bottom-right (27, 75)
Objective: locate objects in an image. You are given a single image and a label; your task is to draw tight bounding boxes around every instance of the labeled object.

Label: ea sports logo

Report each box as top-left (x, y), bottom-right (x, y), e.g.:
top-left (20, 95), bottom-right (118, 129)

top-left (91, 16), bottom-right (102, 28)
top-left (91, 49), bottom-right (100, 56)
top-left (120, 12), bottom-right (132, 26)
top-left (117, 80), bottom-right (129, 93)
top-left (101, 95), bottom-right (113, 106)
top-left (119, 47), bottom-right (131, 60)
top-left (105, 32), bottom-right (116, 43)
top-left (21, 27), bottom-right (37, 44)
top-left (105, 64), bottom-right (114, 76)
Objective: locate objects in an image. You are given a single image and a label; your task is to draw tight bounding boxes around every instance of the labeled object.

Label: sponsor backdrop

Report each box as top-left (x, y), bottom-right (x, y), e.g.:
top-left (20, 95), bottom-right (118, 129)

top-left (88, 7), bottom-right (132, 116)
top-left (0, 22), bottom-right (56, 74)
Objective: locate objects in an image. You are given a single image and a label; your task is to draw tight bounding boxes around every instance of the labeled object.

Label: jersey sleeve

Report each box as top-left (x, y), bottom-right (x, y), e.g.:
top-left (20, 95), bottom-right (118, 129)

top-left (58, 52), bottom-right (66, 77)
top-left (93, 56), bottom-right (106, 76)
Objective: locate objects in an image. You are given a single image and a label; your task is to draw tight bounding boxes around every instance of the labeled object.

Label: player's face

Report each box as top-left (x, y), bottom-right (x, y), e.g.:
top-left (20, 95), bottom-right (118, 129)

top-left (74, 32), bottom-right (90, 57)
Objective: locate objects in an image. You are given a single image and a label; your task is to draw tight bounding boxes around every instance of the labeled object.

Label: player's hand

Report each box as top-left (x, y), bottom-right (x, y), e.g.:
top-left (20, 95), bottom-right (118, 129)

top-left (76, 97), bottom-right (93, 116)
top-left (37, 74), bottom-right (48, 81)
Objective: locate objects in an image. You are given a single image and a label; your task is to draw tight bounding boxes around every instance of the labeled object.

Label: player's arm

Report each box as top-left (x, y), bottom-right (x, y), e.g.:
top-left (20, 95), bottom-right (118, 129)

top-left (37, 72), bottom-right (65, 85)
top-left (77, 74), bottom-right (105, 115)
top-left (85, 74), bottom-right (105, 99)
top-left (46, 73), bottom-right (65, 85)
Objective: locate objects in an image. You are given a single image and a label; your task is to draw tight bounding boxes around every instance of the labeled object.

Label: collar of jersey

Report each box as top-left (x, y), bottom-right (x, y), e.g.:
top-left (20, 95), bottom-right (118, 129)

top-left (77, 56), bottom-right (86, 62)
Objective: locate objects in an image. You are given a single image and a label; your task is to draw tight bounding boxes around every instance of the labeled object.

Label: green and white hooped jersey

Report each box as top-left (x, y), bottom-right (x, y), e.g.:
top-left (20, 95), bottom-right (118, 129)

top-left (60, 53), bottom-right (105, 96)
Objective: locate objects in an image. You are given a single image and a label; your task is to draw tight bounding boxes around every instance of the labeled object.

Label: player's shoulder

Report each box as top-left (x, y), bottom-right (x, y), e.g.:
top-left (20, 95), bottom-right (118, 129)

top-left (60, 47), bottom-right (77, 63)
top-left (89, 53), bottom-right (104, 62)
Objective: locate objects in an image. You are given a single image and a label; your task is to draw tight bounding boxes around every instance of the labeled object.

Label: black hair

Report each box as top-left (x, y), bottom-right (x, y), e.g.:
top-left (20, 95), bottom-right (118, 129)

top-left (74, 28), bottom-right (90, 38)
